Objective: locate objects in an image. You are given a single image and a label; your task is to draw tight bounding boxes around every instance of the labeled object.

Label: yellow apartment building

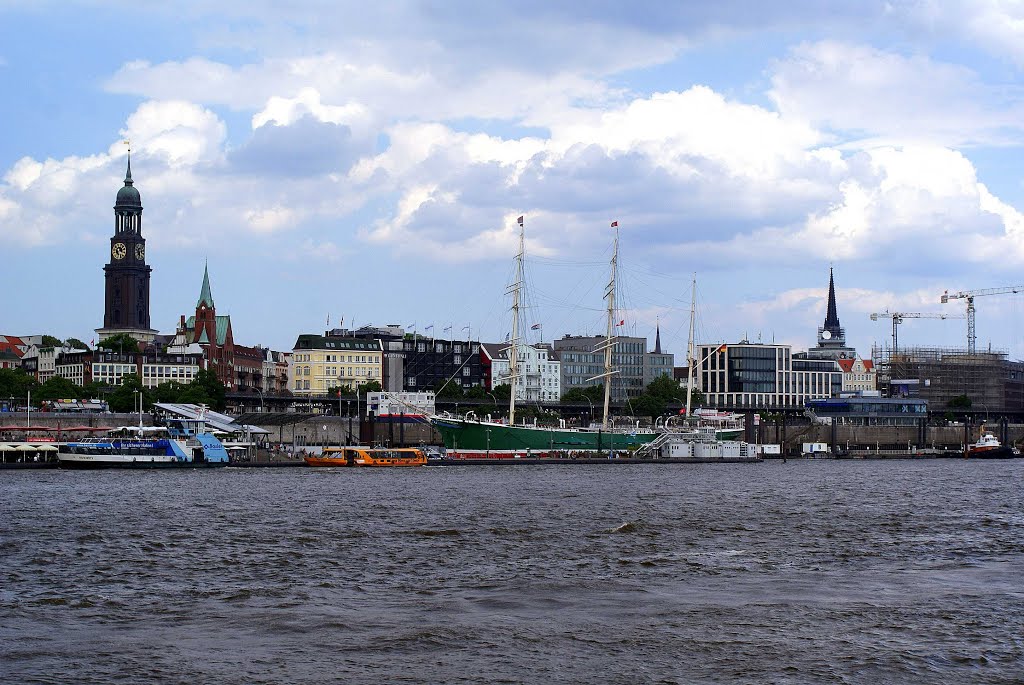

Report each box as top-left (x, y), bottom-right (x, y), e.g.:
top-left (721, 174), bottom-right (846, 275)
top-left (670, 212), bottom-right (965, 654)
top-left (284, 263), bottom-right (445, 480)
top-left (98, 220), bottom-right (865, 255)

top-left (290, 334), bottom-right (384, 395)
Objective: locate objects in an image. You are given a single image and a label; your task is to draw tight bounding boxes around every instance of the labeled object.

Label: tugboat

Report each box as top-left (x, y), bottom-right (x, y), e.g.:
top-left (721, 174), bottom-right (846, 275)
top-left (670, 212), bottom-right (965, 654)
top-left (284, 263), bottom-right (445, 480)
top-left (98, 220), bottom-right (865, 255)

top-left (965, 430), bottom-right (1018, 459)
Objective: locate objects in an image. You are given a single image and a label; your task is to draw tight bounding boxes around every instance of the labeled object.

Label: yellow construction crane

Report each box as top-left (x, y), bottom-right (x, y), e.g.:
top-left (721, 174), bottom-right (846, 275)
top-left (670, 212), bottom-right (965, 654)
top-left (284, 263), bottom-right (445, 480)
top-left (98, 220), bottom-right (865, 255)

top-left (870, 311), bottom-right (964, 353)
top-left (940, 286), bottom-right (1024, 354)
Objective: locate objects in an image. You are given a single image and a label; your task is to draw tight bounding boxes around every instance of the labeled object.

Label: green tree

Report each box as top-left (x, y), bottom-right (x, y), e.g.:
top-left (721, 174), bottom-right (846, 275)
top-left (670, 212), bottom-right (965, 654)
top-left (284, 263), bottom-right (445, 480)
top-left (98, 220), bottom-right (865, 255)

top-left (97, 333), bottom-right (140, 354)
top-left (435, 381), bottom-right (464, 399)
top-left (463, 385), bottom-right (487, 399)
top-left (64, 337), bottom-right (90, 350)
top-left (0, 368), bottom-right (37, 402)
top-left (492, 383), bottom-right (512, 400)
top-left (646, 374), bottom-right (685, 402)
top-left (631, 393), bottom-right (666, 420)
top-left (192, 368), bottom-right (226, 410)
top-left (151, 381), bottom-right (190, 404)
top-left (40, 335), bottom-right (62, 348)
top-left (326, 384), bottom-right (353, 398)
top-left (108, 374), bottom-right (145, 413)
top-left (357, 380), bottom-right (382, 394)
top-left (35, 375), bottom-right (83, 402)
top-left (560, 383), bottom-right (604, 404)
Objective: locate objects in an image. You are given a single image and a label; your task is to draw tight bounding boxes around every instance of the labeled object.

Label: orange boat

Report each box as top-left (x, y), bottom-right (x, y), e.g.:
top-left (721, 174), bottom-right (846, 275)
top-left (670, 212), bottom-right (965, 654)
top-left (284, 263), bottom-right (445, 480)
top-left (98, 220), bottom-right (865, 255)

top-left (305, 446), bottom-right (427, 467)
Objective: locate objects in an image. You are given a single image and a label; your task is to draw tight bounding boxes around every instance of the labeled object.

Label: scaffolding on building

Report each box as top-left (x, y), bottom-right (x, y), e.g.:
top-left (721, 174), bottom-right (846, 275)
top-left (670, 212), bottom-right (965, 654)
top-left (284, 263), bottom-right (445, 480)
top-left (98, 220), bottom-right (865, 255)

top-left (871, 345), bottom-right (1024, 412)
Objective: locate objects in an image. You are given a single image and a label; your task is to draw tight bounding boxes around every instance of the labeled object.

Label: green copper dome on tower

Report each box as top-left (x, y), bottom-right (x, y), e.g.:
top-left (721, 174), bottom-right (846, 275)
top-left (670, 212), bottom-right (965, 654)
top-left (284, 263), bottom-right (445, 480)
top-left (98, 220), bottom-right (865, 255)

top-left (115, 154), bottom-right (142, 208)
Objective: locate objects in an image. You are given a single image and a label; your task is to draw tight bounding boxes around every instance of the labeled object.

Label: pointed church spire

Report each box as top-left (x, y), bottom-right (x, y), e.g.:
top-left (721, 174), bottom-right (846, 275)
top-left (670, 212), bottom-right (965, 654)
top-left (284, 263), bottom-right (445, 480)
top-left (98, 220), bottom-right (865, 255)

top-left (654, 317), bottom-right (663, 354)
top-left (197, 262), bottom-right (215, 309)
top-left (124, 150), bottom-right (134, 186)
top-left (824, 267), bottom-right (840, 331)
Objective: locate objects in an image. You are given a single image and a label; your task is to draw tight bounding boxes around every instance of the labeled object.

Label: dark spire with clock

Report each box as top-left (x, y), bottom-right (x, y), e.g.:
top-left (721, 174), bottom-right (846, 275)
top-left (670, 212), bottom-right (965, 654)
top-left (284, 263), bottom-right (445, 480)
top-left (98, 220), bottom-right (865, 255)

top-left (97, 148), bottom-right (157, 343)
top-left (809, 267), bottom-right (856, 361)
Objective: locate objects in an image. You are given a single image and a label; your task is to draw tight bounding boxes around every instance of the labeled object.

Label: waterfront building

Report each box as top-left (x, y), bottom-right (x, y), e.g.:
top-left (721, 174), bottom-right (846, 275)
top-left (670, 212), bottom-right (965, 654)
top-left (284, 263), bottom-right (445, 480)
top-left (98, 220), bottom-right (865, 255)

top-left (481, 342), bottom-right (561, 402)
top-left (805, 268), bottom-right (858, 362)
top-left (233, 343), bottom-right (264, 394)
top-left (260, 348), bottom-right (291, 393)
top-left (872, 345), bottom-right (1024, 411)
top-left (553, 334), bottom-right (657, 401)
top-left (838, 357), bottom-right (876, 393)
top-left (290, 333), bottom-right (384, 396)
top-left (96, 154), bottom-right (157, 344)
top-left (643, 323), bottom-right (675, 387)
top-left (806, 395), bottom-right (928, 426)
top-left (697, 341), bottom-right (842, 409)
top-left (401, 336), bottom-right (484, 392)
top-left (180, 265), bottom-right (237, 389)
top-left (54, 348), bottom-right (92, 386)
top-left (318, 326), bottom-right (486, 393)
top-left (0, 350), bottom-right (21, 370)
top-left (0, 335), bottom-right (29, 359)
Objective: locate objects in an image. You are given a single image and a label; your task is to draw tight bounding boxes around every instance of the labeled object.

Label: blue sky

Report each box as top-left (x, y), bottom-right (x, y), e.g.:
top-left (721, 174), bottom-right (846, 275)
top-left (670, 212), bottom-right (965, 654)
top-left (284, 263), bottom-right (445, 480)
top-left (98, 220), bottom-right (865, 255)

top-left (4, 1), bottom-right (1024, 360)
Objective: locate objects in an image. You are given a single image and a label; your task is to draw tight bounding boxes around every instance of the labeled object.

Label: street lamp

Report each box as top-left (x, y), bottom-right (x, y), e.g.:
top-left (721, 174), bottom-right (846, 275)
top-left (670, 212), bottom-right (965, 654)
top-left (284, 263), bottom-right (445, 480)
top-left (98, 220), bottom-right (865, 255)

top-left (133, 390), bottom-right (143, 430)
top-left (255, 387), bottom-right (265, 413)
top-left (585, 396), bottom-right (593, 426)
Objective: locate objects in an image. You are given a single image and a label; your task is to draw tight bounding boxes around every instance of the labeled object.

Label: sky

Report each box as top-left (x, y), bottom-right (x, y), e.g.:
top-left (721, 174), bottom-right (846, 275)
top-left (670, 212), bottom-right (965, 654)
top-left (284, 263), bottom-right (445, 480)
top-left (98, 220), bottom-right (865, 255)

top-left (4, 1), bottom-right (1024, 361)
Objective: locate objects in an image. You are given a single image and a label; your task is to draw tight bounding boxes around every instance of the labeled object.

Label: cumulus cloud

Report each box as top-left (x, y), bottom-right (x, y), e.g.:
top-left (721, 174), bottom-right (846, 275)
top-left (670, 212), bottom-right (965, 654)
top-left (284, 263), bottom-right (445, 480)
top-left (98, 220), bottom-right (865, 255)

top-left (769, 41), bottom-right (1024, 147)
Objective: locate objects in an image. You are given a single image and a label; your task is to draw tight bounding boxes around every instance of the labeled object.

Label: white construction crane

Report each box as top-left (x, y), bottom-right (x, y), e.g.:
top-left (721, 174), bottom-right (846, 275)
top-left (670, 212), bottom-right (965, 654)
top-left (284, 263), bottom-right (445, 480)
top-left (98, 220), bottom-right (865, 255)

top-left (940, 286), bottom-right (1024, 354)
top-left (870, 311), bottom-right (964, 353)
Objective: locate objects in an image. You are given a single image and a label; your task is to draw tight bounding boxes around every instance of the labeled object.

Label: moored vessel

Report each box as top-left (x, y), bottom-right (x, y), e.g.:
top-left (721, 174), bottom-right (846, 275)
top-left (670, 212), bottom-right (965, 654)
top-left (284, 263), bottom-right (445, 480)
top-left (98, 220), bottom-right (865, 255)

top-left (965, 431), bottom-right (1017, 459)
top-left (305, 446), bottom-right (427, 467)
top-left (57, 422), bottom-right (229, 469)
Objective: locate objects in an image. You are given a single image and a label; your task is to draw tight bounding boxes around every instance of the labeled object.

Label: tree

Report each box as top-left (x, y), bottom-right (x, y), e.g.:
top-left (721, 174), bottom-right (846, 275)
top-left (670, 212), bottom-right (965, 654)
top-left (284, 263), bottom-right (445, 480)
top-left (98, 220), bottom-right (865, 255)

top-left (463, 385), bottom-right (487, 399)
top-left (97, 333), bottom-right (140, 354)
top-left (40, 335), bottom-right (62, 348)
top-left (492, 383), bottom-right (512, 400)
top-left (151, 381), bottom-right (190, 404)
top-left (948, 395), bottom-right (972, 409)
top-left (108, 374), bottom-right (144, 413)
top-left (435, 381), bottom-right (464, 399)
top-left (326, 384), bottom-right (353, 398)
top-left (560, 383), bottom-right (604, 404)
top-left (357, 380), bottom-right (382, 394)
top-left (646, 374), bottom-right (685, 403)
top-left (630, 393), bottom-right (666, 421)
top-left (35, 376), bottom-right (83, 402)
top-left (0, 368), bottom-right (37, 402)
top-left (192, 368), bottom-right (226, 410)
top-left (64, 337), bottom-right (90, 350)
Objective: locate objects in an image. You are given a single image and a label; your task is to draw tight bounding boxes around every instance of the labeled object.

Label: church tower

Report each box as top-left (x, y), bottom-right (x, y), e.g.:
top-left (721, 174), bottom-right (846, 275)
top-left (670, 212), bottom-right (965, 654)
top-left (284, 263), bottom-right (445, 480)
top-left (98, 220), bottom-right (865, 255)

top-left (96, 152), bottom-right (157, 343)
top-left (809, 267), bottom-right (856, 361)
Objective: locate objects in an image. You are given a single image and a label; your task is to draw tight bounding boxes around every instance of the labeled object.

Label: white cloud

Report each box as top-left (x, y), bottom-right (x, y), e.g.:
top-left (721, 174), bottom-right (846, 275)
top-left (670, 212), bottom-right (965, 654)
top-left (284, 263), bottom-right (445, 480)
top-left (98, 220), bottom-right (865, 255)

top-left (118, 100), bottom-right (226, 167)
top-left (769, 41), bottom-right (1024, 147)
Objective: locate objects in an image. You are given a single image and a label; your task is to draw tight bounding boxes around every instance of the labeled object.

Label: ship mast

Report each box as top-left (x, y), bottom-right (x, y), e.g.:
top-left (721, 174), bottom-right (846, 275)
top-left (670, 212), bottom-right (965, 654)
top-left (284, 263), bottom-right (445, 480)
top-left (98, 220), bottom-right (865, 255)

top-left (685, 273), bottom-right (696, 420)
top-left (600, 223), bottom-right (619, 429)
top-left (507, 216), bottom-right (525, 426)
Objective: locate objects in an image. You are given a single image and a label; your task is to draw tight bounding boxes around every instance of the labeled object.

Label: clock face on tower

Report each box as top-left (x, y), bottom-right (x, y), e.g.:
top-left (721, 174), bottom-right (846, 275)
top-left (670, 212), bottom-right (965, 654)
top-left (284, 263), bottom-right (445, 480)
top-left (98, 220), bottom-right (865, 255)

top-left (135, 244), bottom-right (145, 261)
top-left (821, 330), bottom-right (832, 340)
top-left (112, 242), bottom-right (127, 260)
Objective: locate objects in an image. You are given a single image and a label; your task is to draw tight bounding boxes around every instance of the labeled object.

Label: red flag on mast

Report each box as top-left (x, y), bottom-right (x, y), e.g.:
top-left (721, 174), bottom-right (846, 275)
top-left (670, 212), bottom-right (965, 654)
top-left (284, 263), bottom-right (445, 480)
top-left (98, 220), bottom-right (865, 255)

top-left (610, 221), bottom-right (618, 227)
top-left (517, 216), bottom-right (524, 226)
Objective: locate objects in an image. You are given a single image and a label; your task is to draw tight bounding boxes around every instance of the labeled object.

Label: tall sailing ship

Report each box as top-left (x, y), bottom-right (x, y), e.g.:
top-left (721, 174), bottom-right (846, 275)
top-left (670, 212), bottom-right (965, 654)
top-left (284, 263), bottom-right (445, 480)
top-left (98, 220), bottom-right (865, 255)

top-left (430, 217), bottom-right (662, 458)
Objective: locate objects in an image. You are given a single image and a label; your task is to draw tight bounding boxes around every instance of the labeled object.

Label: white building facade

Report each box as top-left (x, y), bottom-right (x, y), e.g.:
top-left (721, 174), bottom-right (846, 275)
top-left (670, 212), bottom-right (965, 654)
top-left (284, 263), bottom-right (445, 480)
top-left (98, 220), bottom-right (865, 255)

top-left (485, 343), bottom-right (561, 402)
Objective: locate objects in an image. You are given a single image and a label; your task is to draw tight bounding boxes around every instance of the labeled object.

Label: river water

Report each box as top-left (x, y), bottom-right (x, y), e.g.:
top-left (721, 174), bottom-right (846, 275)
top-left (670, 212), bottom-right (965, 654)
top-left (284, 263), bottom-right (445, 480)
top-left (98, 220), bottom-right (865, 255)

top-left (2, 460), bottom-right (1022, 684)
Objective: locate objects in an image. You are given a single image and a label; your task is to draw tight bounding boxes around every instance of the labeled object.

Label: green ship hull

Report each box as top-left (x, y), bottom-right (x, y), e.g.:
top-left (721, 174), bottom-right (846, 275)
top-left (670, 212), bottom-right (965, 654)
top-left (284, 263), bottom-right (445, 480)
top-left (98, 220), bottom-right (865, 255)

top-left (430, 416), bottom-right (657, 458)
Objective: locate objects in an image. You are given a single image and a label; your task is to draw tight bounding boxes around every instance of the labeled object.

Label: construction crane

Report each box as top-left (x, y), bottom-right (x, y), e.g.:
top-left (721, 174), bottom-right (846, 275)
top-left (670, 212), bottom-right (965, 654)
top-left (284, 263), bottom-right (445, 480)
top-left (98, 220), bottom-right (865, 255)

top-left (870, 311), bottom-right (964, 353)
top-left (940, 286), bottom-right (1024, 354)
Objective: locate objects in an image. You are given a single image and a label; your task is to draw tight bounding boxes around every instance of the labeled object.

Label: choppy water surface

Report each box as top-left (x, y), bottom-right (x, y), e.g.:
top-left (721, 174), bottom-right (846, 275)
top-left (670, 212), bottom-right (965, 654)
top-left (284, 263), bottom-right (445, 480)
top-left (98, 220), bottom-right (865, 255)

top-left (2, 460), bottom-right (1023, 684)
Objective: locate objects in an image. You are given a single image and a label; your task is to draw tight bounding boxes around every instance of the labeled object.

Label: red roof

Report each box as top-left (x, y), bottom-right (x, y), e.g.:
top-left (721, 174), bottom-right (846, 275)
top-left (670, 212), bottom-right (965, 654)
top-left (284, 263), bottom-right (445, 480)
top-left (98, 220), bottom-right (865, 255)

top-left (0, 335), bottom-right (26, 358)
top-left (837, 358), bottom-right (854, 372)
